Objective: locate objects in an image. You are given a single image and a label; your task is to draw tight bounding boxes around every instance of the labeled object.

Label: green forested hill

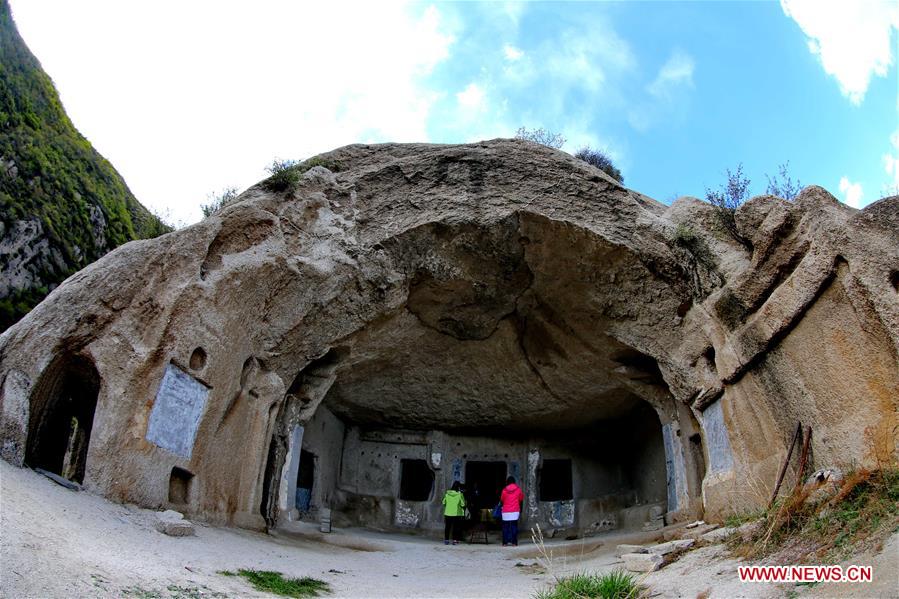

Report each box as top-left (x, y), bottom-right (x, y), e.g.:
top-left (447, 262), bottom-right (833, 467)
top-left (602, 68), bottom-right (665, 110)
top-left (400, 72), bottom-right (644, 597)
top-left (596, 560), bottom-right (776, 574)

top-left (0, 1), bottom-right (169, 330)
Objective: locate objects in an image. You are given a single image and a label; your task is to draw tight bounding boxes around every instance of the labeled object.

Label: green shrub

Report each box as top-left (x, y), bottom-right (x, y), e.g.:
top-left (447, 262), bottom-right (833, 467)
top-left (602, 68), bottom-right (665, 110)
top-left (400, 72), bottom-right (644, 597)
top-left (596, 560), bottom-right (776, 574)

top-left (201, 186), bottom-right (239, 217)
top-left (262, 158), bottom-right (301, 192)
top-left (535, 570), bottom-right (642, 599)
top-left (261, 157), bottom-right (341, 193)
top-left (219, 569), bottom-right (330, 598)
top-left (575, 146), bottom-right (623, 184)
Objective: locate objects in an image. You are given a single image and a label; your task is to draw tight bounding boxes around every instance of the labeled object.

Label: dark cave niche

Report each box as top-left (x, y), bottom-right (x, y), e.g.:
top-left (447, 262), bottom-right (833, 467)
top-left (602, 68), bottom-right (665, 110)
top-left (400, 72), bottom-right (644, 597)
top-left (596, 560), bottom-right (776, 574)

top-left (25, 353), bottom-right (100, 485)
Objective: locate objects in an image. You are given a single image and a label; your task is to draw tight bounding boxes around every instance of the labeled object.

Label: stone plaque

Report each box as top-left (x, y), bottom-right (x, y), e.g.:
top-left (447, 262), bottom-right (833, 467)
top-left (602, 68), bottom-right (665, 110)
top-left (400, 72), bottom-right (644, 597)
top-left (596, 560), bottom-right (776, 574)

top-left (146, 363), bottom-right (209, 459)
top-left (701, 400), bottom-right (734, 474)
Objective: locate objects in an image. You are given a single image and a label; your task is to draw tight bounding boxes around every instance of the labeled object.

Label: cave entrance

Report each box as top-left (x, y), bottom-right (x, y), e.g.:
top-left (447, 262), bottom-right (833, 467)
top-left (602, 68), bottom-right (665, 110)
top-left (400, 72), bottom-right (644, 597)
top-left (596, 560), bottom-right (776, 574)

top-left (399, 458), bottom-right (435, 501)
top-left (267, 216), bottom-right (706, 534)
top-left (25, 354), bottom-right (100, 484)
top-left (465, 460), bottom-right (507, 512)
top-left (295, 449), bottom-right (315, 512)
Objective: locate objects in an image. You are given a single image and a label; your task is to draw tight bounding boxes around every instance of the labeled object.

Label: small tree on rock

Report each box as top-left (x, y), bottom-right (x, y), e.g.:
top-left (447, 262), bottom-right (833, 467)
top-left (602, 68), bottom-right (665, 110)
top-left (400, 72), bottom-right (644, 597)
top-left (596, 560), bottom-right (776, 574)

top-left (514, 127), bottom-right (566, 150)
top-left (263, 158), bottom-right (300, 192)
top-left (705, 164), bottom-right (752, 249)
top-left (765, 162), bottom-right (802, 200)
top-left (201, 186), bottom-right (239, 217)
top-left (574, 146), bottom-right (623, 184)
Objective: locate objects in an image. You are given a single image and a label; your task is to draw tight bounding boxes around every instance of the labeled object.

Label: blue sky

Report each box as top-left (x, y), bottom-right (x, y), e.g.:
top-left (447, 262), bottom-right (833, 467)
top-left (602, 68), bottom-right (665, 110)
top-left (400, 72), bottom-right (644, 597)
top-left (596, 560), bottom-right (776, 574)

top-left (10, 1), bottom-right (898, 223)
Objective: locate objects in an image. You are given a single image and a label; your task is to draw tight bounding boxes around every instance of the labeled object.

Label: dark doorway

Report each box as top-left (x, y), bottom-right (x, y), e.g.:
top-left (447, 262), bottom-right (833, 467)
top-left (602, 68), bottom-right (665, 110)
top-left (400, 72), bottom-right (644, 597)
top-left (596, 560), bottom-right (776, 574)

top-left (465, 461), bottom-right (507, 511)
top-left (539, 459), bottom-right (573, 501)
top-left (296, 449), bottom-right (315, 512)
top-left (399, 458), bottom-right (434, 501)
top-left (25, 355), bottom-right (100, 484)
top-left (169, 467), bottom-right (193, 504)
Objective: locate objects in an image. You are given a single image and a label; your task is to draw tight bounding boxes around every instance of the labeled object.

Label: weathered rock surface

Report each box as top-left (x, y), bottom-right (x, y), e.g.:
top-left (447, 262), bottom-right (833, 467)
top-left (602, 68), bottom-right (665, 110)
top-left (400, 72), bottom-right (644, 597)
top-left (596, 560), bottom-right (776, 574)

top-left (701, 526), bottom-right (736, 543)
top-left (0, 139), bottom-right (896, 530)
top-left (622, 551), bottom-right (664, 572)
top-left (667, 522), bottom-right (720, 541)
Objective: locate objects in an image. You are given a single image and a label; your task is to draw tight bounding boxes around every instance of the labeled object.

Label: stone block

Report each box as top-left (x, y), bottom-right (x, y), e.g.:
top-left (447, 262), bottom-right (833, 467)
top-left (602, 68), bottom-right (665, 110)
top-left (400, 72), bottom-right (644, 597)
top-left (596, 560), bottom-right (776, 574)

top-left (622, 552), bottom-right (664, 573)
top-left (648, 538), bottom-right (695, 555)
top-left (670, 523), bottom-right (718, 541)
top-left (154, 510), bottom-right (195, 537)
top-left (615, 544), bottom-right (647, 557)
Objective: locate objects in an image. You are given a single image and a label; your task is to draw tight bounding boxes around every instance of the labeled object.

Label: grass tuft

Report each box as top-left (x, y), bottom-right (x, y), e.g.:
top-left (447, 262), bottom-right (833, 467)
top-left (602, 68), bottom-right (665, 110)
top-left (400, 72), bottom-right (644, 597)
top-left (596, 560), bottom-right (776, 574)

top-left (535, 570), bottom-right (643, 599)
top-left (219, 569), bottom-right (330, 598)
top-left (261, 156), bottom-right (341, 193)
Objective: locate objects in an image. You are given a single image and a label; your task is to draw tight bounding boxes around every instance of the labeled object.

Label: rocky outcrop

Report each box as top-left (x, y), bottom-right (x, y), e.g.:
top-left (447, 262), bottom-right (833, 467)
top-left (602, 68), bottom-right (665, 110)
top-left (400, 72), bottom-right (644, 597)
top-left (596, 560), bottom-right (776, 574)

top-left (0, 3), bottom-right (168, 331)
top-left (0, 139), bottom-right (896, 530)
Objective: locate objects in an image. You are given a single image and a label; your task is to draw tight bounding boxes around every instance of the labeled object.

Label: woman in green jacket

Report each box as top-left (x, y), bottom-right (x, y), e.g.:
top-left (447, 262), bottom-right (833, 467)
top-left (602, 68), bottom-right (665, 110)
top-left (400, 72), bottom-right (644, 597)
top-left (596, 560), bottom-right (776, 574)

top-left (442, 481), bottom-right (466, 545)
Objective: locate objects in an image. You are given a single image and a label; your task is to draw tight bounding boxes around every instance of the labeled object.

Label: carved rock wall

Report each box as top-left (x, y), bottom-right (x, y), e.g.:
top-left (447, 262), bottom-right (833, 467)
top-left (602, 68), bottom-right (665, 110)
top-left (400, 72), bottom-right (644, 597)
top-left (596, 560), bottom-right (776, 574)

top-left (0, 140), bottom-right (895, 527)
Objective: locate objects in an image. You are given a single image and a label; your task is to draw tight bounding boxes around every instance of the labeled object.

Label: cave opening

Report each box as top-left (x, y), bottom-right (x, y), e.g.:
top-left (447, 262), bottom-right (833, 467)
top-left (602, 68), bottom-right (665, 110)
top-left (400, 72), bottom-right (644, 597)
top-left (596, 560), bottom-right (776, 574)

top-left (295, 449), bottom-right (316, 512)
top-left (24, 354), bottom-right (100, 485)
top-left (399, 458), bottom-right (435, 501)
top-left (265, 217), bottom-right (703, 536)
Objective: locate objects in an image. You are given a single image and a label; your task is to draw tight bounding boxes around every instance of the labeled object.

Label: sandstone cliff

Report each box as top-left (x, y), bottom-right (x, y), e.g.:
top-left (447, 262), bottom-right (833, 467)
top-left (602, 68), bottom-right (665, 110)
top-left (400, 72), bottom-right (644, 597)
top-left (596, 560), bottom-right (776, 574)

top-left (0, 139), bottom-right (895, 530)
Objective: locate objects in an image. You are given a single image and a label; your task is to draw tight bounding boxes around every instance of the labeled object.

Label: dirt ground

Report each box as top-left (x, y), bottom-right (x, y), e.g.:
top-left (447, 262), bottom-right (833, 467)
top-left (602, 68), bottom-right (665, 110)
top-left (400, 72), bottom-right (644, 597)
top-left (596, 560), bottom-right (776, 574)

top-left (2, 461), bottom-right (895, 598)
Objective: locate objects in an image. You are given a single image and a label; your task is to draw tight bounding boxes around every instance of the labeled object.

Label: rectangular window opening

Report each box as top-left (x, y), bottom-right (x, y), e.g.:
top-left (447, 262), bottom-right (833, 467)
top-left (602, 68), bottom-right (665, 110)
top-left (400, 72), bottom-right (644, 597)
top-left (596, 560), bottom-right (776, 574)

top-left (169, 466), bottom-right (194, 504)
top-left (539, 459), bottom-right (573, 502)
top-left (399, 458), bottom-right (434, 501)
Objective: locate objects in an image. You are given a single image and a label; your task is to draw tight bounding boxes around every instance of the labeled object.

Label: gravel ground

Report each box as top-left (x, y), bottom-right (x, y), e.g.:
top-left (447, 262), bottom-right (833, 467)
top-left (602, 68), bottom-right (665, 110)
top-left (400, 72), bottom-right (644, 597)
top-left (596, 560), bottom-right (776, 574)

top-left (2, 461), bottom-right (894, 598)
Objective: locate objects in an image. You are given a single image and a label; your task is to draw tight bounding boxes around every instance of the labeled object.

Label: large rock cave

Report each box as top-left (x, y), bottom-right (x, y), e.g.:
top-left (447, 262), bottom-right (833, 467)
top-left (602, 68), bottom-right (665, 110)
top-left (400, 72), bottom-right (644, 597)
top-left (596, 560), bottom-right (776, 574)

top-left (1, 140), bottom-right (896, 538)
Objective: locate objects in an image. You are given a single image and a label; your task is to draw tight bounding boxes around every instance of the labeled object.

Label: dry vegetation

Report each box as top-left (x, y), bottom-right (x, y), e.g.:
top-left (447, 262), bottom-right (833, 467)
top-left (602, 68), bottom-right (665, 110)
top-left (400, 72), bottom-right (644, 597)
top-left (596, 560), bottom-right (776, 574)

top-left (731, 467), bottom-right (899, 564)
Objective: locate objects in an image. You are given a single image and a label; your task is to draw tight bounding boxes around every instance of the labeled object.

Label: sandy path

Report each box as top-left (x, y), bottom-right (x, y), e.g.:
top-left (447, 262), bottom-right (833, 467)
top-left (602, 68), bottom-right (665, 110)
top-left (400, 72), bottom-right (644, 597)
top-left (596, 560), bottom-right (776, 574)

top-left (4, 461), bottom-right (894, 598)
top-left (1, 462), bottom-right (558, 598)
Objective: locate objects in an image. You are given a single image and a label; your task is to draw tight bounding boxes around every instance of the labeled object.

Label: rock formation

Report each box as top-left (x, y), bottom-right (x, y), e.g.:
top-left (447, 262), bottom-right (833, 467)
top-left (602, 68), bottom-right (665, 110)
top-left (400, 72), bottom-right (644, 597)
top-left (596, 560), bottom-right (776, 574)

top-left (0, 139), bottom-right (896, 536)
top-left (0, 2), bottom-right (168, 331)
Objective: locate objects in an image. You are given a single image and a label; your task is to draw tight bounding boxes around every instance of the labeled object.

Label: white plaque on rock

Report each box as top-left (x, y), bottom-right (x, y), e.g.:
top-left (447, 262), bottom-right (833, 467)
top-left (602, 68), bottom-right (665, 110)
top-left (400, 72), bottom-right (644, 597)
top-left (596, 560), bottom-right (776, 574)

top-left (146, 363), bottom-right (209, 459)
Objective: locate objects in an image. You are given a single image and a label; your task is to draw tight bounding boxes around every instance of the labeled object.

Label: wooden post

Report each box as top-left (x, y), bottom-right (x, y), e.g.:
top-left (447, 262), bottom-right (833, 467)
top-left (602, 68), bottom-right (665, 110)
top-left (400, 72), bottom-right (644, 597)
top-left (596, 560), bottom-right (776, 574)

top-left (769, 422), bottom-right (802, 508)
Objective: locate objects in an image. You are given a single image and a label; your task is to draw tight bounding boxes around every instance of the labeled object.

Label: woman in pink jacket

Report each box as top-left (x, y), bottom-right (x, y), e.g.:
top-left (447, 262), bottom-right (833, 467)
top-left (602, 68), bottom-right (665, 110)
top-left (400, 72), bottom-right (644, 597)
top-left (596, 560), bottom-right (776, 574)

top-left (499, 475), bottom-right (524, 546)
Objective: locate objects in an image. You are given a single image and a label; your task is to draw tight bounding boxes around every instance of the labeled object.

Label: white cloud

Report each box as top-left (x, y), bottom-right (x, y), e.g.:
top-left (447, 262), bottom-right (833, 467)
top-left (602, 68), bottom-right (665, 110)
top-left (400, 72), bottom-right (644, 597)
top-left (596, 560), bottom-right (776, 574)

top-left (883, 129), bottom-right (899, 195)
top-left (503, 44), bottom-right (524, 61)
top-left (8, 0), bottom-right (455, 224)
top-left (628, 50), bottom-right (695, 132)
top-left (543, 26), bottom-right (636, 92)
top-left (781, 0), bottom-right (899, 105)
top-left (838, 176), bottom-right (864, 208)
top-left (648, 50), bottom-right (695, 99)
top-left (456, 83), bottom-right (486, 110)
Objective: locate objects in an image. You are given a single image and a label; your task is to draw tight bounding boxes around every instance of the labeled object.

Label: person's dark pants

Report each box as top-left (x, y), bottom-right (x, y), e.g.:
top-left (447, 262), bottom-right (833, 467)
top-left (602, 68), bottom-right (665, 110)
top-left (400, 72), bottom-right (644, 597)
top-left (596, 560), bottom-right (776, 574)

top-left (502, 519), bottom-right (519, 545)
top-left (444, 515), bottom-right (463, 542)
